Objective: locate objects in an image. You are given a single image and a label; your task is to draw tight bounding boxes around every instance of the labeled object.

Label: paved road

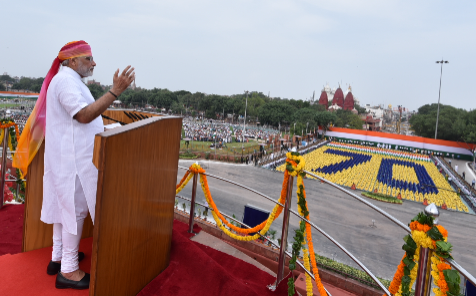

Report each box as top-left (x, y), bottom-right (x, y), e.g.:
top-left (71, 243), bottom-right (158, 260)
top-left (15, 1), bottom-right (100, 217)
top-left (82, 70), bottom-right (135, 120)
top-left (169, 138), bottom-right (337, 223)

top-left (445, 158), bottom-right (476, 186)
top-left (177, 160), bottom-right (476, 280)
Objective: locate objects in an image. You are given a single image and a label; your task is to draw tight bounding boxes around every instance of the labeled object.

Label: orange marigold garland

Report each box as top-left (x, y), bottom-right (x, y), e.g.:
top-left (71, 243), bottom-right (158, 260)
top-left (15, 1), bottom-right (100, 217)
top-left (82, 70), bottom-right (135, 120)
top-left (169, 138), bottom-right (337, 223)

top-left (176, 171), bottom-right (190, 190)
top-left (176, 163), bottom-right (288, 236)
top-left (388, 255), bottom-right (406, 295)
top-left (199, 169), bottom-right (288, 234)
top-left (387, 212), bottom-right (461, 296)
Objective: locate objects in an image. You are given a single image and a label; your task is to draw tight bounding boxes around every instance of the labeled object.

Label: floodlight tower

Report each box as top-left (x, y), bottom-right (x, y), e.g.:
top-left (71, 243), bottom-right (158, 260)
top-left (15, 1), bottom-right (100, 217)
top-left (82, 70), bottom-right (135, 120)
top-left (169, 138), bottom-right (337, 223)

top-left (435, 60), bottom-right (448, 139)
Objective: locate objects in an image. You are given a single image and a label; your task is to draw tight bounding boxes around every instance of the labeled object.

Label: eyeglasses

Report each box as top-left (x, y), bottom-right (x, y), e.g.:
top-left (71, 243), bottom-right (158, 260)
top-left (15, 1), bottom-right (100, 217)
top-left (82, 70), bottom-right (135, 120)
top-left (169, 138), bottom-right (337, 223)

top-left (83, 56), bottom-right (94, 62)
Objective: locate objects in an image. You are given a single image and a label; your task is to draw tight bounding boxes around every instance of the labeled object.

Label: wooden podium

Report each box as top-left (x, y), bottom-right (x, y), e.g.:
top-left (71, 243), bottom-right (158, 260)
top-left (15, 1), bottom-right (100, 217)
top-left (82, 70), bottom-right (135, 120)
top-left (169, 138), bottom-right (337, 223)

top-left (22, 112), bottom-right (182, 296)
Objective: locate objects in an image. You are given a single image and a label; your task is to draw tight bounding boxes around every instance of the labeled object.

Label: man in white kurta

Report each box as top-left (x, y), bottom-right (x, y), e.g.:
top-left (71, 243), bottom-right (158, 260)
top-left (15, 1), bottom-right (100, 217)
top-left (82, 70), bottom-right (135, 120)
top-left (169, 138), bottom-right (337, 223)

top-left (42, 66), bottom-right (103, 236)
top-left (35, 42), bottom-right (135, 289)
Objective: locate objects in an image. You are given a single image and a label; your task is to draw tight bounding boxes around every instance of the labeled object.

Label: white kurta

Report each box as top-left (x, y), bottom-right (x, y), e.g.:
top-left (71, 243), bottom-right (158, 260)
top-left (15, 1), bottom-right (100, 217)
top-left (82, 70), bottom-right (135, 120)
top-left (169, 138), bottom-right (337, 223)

top-left (41, 66), bottom-right (104, 235)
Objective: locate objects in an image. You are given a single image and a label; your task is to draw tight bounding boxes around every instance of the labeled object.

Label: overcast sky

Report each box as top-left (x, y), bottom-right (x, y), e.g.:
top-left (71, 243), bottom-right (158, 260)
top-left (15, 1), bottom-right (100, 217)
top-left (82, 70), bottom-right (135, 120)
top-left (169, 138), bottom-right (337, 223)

top-left (2, 0), bottom-right (476, 111)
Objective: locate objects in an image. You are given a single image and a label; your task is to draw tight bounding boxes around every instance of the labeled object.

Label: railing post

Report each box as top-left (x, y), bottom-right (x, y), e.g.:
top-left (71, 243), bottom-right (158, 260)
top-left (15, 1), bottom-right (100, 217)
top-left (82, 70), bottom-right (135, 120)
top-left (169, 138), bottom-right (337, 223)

top-left (415, 203), bottom-right (440, 296)
top-left (0, 128), bottom-right (8, 210)
top-left (188, 173), bottom-right (198, 234)
top-left (268, 175), bottom-right (294, 291)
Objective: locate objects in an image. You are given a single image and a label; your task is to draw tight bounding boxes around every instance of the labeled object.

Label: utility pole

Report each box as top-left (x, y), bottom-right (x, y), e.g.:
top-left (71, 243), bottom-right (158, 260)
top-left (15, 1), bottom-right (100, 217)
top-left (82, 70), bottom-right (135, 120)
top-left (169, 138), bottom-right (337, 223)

top-left (435, 59), bottom-right (448, 139)
top-left (242, 91), bottom-right (249, 150)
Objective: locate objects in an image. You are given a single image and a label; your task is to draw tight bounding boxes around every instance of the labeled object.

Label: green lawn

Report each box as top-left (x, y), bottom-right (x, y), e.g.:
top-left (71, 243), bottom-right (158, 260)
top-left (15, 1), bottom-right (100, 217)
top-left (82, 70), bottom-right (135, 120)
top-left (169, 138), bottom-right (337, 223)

top-left (0, 104), bottom-right (20, 108)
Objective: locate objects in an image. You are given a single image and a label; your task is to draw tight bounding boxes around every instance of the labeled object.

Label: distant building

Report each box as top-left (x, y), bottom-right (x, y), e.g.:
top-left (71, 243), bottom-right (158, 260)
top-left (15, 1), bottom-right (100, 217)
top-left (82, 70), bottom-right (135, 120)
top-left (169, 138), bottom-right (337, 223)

top-left (314, 83), bottom-right (361, 109)
top-left (87, 79), bottom-right (101, 86)
top-left (343, 86), bottom-right (354, 110)
top-left (333, 87), bottom-right (344, 108)
top-left (364, 115), bottom-right (381, 131)
top-left (328, 103), bottom-right (342, 112)
top-left (318, 90), bottom-right (328, 110)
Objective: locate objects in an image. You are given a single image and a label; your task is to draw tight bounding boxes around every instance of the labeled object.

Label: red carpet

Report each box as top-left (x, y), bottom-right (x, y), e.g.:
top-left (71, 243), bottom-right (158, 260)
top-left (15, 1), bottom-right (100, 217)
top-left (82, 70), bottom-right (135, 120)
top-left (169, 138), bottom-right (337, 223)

top-left (0, 204), bottom-right (293, 296)
top-left (0, 204), bottom-right (24, 256)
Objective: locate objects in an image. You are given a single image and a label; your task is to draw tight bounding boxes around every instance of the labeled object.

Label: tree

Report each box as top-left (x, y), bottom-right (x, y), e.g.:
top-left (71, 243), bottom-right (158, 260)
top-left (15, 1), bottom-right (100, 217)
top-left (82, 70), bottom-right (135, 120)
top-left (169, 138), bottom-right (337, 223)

top-left (316, 112), bottom-right (337, 134)
top-left (409, 103), bottom-right (476, 143)
top-left (87, 84), bottom-right (105, 100)
top-left (0, 74), bottom-right (13, 81)
top-left (354, 103), bottom-right (366, 114)
top-left (0, 83), bottom-right (5, 91)
top-left (171, 101), bottom-right (185, 114)
top-left (257, 100), bottom-right (296, 127)
top-left (293, 108), bottom-right (317, 132)
top-left (12, 77), bottom-right (44, 92)
top-left (334, 110), bottom-right (363, 130)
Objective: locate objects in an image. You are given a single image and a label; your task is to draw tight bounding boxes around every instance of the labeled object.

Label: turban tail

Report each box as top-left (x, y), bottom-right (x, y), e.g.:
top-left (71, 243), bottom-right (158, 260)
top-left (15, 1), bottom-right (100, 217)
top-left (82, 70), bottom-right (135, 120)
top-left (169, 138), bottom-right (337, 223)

top-left (12, 41), bottom-right (92, 175)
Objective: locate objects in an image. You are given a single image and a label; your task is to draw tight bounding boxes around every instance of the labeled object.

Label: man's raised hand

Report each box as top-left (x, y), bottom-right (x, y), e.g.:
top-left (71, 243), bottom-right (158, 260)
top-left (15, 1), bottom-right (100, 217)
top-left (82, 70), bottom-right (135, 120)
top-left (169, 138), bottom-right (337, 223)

top-left (111, 66), bottom-right (135, 96)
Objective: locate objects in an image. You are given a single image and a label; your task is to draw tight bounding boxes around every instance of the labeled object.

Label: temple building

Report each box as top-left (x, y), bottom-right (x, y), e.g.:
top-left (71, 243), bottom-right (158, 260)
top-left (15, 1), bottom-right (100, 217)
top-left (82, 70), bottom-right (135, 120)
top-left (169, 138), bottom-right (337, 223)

top-left (343, 86), bottom-right (354, 110)
top-left (318, 90), bottom-right (328, 110)
top-left (333, 87), bottom-right (344, 108)
top-left (313, 83), bottom-right (361, 109)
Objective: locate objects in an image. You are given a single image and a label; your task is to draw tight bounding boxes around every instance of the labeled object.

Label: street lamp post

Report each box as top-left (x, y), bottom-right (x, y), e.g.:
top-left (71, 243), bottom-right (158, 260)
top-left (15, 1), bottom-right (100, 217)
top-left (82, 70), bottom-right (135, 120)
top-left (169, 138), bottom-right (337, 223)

top-left (435, 60), bottom-right (448, 139)
top-left (242, 91), bottom-right (249, 151)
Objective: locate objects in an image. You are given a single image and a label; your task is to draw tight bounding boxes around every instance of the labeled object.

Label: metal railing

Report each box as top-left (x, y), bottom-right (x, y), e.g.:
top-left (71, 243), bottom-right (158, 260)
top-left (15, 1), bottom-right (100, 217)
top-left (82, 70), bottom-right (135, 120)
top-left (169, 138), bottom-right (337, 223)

top-left (304, 170), bottom-right (476, 290)
top-left (175, 163), bottom-right (476, 295)
top-left (261, 140), bottom-right (329, 169)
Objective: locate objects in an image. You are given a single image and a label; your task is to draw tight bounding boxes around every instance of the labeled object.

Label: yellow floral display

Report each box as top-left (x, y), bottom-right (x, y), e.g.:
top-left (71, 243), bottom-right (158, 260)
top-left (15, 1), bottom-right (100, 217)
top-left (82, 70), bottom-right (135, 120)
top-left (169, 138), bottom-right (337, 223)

top-left (277, 142), bottom-right (468, 212)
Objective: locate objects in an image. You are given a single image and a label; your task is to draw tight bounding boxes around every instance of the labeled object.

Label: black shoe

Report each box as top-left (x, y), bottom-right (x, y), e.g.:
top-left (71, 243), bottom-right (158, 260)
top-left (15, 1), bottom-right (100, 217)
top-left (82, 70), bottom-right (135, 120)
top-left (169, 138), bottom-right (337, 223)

top-left (46, 252), bottom-right (85, 275)
top-left (55, 272), bottom-right (90, 290)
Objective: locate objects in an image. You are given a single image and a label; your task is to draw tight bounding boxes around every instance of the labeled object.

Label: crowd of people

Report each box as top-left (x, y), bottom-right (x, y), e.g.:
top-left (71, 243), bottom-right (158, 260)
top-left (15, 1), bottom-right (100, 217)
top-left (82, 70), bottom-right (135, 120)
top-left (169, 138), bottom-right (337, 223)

top-left (233, 125), bottom-right (280, 142)
top-left (0, 99), bottom-right (35, 134)
top-left (182, 118), bottom-right (280, 145)
top-left (182, 119), bottom-right (234, 144)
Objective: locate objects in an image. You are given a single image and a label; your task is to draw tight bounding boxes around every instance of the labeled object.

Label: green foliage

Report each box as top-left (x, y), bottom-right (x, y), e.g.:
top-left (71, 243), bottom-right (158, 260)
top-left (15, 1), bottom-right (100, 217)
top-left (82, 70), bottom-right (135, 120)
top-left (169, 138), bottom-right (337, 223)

top-left (258, 100), bottom-right (297, 127)
top-left (0, 74), bottom-right (13, 81)
top-left (402, 235), bottom-right (417, 260)
top-left (87, 84), bottom-right (105, 100)
top-left (411, 212), bottom-right (434, 228)
top-left (426, 227), bottom-right (443, 241)
top-left (435, 241), bottom-right (453, 259)
top-left (0, 83), bottom-right (5, 91)
top-left (362, 192), bottom-right (403, 204)
top-left (12, 77), bottom-right (44, 92)
top-left (267, 229), bottom-right (276, 240)
top-left (179, 150), bottom-right (198, 159)
top-left (400, 234), bottom-right (418, 296)
top-left (354, 103), bottom-right (366, 114)
top-left (443, 270), bottom-right (461, 296)
top-left (314, 253), bottom-right (392, 290)
top-left (410, 103), bottom-right (476, 143)
top-left (287, 221), bottom-right (306, 295)
top-left (334, 109), bottom-right (364, 129)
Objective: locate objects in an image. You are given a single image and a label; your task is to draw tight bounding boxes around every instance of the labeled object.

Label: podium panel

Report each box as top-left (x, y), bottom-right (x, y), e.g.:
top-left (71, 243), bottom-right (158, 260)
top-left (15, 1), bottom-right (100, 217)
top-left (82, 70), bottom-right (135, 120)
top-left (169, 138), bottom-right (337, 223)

top-left (90, 116), bottom-right (182, 296)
